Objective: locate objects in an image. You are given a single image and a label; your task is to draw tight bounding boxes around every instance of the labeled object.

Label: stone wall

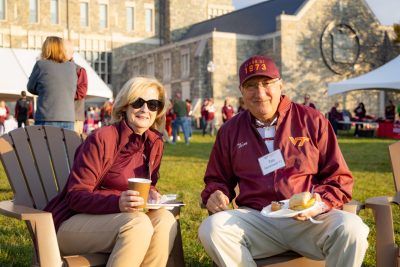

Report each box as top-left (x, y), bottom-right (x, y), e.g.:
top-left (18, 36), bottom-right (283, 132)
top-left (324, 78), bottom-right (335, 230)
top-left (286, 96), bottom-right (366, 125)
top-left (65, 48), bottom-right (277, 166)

top-left (278, 0), bottom-right (388, 116)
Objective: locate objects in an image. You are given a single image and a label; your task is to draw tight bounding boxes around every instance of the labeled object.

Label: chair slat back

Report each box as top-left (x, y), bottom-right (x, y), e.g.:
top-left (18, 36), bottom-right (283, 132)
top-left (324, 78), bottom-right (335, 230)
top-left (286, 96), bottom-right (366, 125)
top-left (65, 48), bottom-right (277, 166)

top-left (0, 135), bottom-right (33, 207)
top-left (25, 126), bottom-right (59, 204)
top-left (388, 140), bottom-right (400, 193)
top-left (43, 127), bottom-right (73, 191)
top-left (9, 127), bottom-right (49, 209)
top-left (0, 126), bottom-right (84, 210)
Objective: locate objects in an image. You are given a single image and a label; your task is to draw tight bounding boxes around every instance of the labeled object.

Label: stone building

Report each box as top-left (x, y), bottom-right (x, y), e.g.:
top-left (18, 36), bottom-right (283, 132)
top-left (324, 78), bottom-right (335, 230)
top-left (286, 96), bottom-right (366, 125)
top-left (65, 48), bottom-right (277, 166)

top-left (1, 0), bottom-right (397, 124)
top-left (120, 0), bottom-right (398, 125)
top-left (0, 0), bottom-right (233, 93)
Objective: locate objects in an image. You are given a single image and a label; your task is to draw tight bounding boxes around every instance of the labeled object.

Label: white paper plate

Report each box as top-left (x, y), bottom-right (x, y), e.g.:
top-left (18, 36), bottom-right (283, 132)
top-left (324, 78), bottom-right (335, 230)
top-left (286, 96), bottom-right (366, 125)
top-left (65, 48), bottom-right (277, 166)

top-left (146, 203), bottom-right (185, 210)
top-left (260, 199), bottom-right (320, 218)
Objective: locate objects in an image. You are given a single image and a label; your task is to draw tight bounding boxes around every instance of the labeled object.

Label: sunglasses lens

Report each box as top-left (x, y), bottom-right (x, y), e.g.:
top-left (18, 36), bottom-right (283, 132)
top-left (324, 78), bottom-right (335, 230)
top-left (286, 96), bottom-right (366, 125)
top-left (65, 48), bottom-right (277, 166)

top-left (131, 98), bottom-right (145, 109)
top-left (147, 100), bottom-right (161, 111)
top-left (130, 98), bottom-right (162, 112)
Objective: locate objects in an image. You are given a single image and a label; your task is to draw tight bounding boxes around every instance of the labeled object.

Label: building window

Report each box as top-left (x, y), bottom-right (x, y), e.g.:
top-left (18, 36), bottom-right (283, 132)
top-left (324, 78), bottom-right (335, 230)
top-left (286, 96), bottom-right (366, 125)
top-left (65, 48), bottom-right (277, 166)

top-left (99, 4), bottom-right (108, 28)
top-left (163, 54), bottom-right (171, 81)
top-left (181, 51), bottom-right (190, 78)
top-left (147, 57), bottom-right (154, 77)
top-left (126, 7), bottom-right (134, 31)
top-left (80, 2), bottom-right (89, 27)
top-left (29, 0), bottom-right (38, 23)
top-left (145, 8), bottom-right (153, 32)
top-left (0, 0), bottom-right (5, 20)
top-left (50, 0), bottom-right (59, 24)
top-left (79, 39), bottom-right (111, 84)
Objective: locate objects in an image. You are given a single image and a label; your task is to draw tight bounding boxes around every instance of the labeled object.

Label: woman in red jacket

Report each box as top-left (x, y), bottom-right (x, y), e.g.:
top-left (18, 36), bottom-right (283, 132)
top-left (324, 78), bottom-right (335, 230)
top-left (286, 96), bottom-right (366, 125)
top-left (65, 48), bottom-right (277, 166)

top-left (45, 77), bottom-right (177, 267)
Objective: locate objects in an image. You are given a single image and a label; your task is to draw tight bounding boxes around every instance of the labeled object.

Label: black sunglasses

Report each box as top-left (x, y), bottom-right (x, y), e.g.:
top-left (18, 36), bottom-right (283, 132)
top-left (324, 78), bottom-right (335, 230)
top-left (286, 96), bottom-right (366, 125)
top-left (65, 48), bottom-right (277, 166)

top-left (129, 98), bottom-right (163, 112)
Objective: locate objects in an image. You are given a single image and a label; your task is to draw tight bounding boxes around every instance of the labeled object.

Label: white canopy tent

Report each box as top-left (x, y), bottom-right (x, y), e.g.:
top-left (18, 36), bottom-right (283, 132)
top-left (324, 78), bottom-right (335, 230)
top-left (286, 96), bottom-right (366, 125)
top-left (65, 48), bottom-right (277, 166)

top-left (0, 48), bottom-right (113, 101)
top-left (327, 55), bottom-right (400, 96)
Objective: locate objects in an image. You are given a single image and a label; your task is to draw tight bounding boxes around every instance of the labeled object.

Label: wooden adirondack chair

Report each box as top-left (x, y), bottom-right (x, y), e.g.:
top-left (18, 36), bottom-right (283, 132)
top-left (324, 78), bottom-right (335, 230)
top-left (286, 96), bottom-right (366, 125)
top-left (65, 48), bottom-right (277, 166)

top-left (365, 140), bottom-right (400, 267)
top-left (0, 125), bottom-right (184, 267)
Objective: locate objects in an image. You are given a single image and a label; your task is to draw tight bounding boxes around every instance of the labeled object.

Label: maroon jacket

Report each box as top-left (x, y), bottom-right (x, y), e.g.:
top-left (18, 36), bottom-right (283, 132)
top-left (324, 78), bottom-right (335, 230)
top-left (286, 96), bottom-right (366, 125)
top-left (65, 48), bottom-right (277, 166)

top-left (201, 96), bottom-right (353, 210)
top-left (45, 120), bottom-right (164, 231)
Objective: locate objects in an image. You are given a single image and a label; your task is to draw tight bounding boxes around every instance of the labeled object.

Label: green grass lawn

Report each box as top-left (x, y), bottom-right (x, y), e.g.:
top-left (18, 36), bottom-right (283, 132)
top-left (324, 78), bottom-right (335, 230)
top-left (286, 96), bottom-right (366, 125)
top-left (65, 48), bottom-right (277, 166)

top-left (0, 130), bottom-right (399, 266)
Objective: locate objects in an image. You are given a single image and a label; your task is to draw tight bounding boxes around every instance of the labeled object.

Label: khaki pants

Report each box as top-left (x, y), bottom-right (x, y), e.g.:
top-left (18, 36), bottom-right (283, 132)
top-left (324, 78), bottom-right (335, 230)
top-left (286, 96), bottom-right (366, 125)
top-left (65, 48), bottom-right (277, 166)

top-left (58, 209), bottom-right (177, 267)
top-left (198, 208), bottom-right (369, 267)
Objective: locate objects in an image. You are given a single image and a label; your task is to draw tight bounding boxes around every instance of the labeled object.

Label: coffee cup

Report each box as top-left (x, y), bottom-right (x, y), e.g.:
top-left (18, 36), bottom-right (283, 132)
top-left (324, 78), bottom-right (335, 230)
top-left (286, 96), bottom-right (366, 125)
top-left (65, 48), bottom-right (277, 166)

top-left (128, 178), bottom-right (151, 209)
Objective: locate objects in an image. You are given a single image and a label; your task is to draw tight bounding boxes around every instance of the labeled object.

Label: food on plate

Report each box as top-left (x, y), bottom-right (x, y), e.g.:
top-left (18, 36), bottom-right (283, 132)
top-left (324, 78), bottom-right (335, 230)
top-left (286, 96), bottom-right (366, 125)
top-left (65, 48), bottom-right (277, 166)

top-left (288, 192), bottom-right (316, 211)
top-left (271, 201), bottom-right (285, 211)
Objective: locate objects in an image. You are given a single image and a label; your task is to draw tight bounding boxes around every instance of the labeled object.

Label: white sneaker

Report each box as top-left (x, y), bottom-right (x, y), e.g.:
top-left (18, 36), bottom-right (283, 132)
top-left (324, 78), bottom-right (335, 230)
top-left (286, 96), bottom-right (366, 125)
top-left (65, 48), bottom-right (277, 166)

top-left (177, 136), bottom-right (181, 141)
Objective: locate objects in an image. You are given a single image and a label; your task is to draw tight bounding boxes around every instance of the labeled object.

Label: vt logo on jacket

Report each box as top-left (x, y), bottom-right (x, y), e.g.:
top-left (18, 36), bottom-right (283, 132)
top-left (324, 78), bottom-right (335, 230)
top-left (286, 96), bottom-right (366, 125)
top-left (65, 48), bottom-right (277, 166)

top-left (289, 137), bottom-right (309, 147)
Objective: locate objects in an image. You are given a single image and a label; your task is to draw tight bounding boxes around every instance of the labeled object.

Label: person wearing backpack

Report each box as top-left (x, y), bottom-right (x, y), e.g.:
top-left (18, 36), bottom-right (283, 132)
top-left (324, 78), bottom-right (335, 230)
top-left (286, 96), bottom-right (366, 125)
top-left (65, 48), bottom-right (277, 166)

top-left (15, 91), bottom-right (33, 128)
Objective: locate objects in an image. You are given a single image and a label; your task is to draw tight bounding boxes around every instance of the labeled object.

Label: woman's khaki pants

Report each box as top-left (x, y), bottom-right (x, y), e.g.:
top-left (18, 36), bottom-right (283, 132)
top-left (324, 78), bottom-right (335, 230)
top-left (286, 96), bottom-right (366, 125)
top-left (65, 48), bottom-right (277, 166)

top-left (57, 209), bottom-right (177, 267)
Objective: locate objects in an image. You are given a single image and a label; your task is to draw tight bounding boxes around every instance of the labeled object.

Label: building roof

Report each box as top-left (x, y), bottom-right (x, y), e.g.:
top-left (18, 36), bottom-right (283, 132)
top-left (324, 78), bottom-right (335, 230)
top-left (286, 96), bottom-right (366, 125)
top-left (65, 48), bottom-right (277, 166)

top-left (182, 0), bottom-right (307, 40)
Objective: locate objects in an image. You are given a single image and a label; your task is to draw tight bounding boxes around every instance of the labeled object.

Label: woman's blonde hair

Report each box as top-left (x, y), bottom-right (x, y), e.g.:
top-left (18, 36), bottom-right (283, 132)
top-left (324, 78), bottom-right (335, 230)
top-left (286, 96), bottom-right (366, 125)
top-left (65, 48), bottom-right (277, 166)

top-left (112, 76), bottom-right (167, 132)
top-left (41, 36), bottom-right (67, 63)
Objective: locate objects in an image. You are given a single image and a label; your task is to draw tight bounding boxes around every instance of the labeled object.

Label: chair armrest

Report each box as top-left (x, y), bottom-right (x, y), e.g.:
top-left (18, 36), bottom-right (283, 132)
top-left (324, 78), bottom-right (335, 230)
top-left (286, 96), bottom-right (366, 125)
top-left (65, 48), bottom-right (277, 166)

top-left (365, 196), bottom-right (398, 267)
top-left (342, 200), bottom-right (365, 214)
top-left (0, 200), bottom-right (49, 220)
top-left (0, 200), bottom-right (64, 267)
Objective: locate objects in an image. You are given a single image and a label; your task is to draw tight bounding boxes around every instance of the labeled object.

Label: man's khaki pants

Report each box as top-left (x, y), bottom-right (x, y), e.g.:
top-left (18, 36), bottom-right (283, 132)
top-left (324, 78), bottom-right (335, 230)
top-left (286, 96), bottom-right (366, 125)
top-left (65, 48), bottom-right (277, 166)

top-left (199, 208), bottom-right (369, 267)
top-left (57, 209), bottom-right (177, 267)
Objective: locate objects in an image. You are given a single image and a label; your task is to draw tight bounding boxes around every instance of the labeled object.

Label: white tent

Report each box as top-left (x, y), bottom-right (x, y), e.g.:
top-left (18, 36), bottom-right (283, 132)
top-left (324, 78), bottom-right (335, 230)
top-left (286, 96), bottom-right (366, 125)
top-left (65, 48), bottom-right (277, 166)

top-left (0, 48), bottom-right (113, 101)
top-left (327, 55), bottom-right (400, 96)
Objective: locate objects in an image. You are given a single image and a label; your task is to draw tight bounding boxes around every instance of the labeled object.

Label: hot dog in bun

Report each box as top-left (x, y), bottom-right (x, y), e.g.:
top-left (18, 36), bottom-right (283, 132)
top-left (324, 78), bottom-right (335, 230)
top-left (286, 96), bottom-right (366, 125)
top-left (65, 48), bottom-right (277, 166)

top-left (289, 192), bottom-right (316, 211)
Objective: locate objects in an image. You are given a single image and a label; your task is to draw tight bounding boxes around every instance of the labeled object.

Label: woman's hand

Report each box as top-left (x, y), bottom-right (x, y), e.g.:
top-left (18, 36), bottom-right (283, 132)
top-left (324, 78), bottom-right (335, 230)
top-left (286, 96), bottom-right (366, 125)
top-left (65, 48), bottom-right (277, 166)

top-left (148, 189), bottom-right (161, 204)
top-left (119, 190), bottom-right (145, 212)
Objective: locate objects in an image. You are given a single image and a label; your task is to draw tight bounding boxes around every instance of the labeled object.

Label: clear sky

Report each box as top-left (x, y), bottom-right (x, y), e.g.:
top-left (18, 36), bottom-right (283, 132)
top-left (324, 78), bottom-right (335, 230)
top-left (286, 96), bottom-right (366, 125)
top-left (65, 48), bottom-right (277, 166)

top-left (232, 0), bottom-right (400, 25)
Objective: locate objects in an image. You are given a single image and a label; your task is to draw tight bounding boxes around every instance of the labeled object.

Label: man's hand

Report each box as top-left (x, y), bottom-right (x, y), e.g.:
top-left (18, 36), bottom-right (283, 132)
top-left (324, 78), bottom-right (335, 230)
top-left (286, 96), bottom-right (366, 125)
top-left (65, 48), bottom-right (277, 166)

top-left (293, 193), bottom-right (329, 221)
top-left (206, 190), bottom-right (230, 213)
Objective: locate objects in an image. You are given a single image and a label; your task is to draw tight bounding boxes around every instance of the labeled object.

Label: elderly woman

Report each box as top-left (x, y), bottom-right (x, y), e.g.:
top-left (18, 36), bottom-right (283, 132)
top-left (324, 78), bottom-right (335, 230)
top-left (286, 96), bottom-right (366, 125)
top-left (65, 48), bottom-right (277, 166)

top-left (45, 77), bottom-right (177, 267)
top-left (27, 36), bottom-right (78, 130)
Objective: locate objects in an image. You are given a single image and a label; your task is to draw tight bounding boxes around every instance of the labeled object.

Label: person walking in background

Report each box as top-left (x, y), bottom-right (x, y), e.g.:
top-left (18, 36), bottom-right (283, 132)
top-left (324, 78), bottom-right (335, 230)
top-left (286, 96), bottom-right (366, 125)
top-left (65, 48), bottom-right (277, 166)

top-left (0, 100), bottom-right (9, 135)
top-left (329, 102), bottom-right (343, 135)
top-left (201, 98), bottom-right (209, 136)
top-left (303, 93), bottom-right (316, 109)
top-left (353, 102), bottom-right (366, 137)
top-left (385, 99), bottom-right (395, 122)
top-left (100, 100), bottom-right (113, 126)
top-left (15, 91), bottom-right (33, 128)
top-left (205, 98), bottom-right (216, 136)
top-left (64, 40), bottom-right (88, 134)
top-left (27, 36), bottom-right (77, 130)
top-left (165, 100), bottom-right (174, 141)
top-left (44, 76), bottom-right (177, 267)
top-left (186, 99), bottom-right (193, 138)
top-left (171, 92), bottom-right (190, 144)
top-left (221, 98), bottom-right (235, 123)
top-left (397, 103), bottom-right (400, 121)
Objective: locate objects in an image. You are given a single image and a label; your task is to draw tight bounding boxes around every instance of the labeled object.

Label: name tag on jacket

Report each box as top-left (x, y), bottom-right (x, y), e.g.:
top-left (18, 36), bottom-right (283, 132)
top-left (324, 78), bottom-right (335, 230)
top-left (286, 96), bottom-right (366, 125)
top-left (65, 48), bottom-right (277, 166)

top-left (258, 149), bottom-right (285, 176)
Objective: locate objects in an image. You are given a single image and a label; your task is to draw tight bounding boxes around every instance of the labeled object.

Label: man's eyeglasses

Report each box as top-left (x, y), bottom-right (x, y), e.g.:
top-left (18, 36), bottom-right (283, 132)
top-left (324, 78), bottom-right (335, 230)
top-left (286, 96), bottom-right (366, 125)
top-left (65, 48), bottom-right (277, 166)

top-left (129, 98), bottom-right (163, 112)
top-left (242, 79), bottom-right (280, 90)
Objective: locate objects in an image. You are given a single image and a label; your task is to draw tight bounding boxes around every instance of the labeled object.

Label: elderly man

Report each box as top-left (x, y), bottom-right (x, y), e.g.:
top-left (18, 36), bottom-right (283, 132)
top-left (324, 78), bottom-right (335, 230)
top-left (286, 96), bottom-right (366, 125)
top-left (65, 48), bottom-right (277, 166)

top-left (198, 55), bottom-right (369, 267)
